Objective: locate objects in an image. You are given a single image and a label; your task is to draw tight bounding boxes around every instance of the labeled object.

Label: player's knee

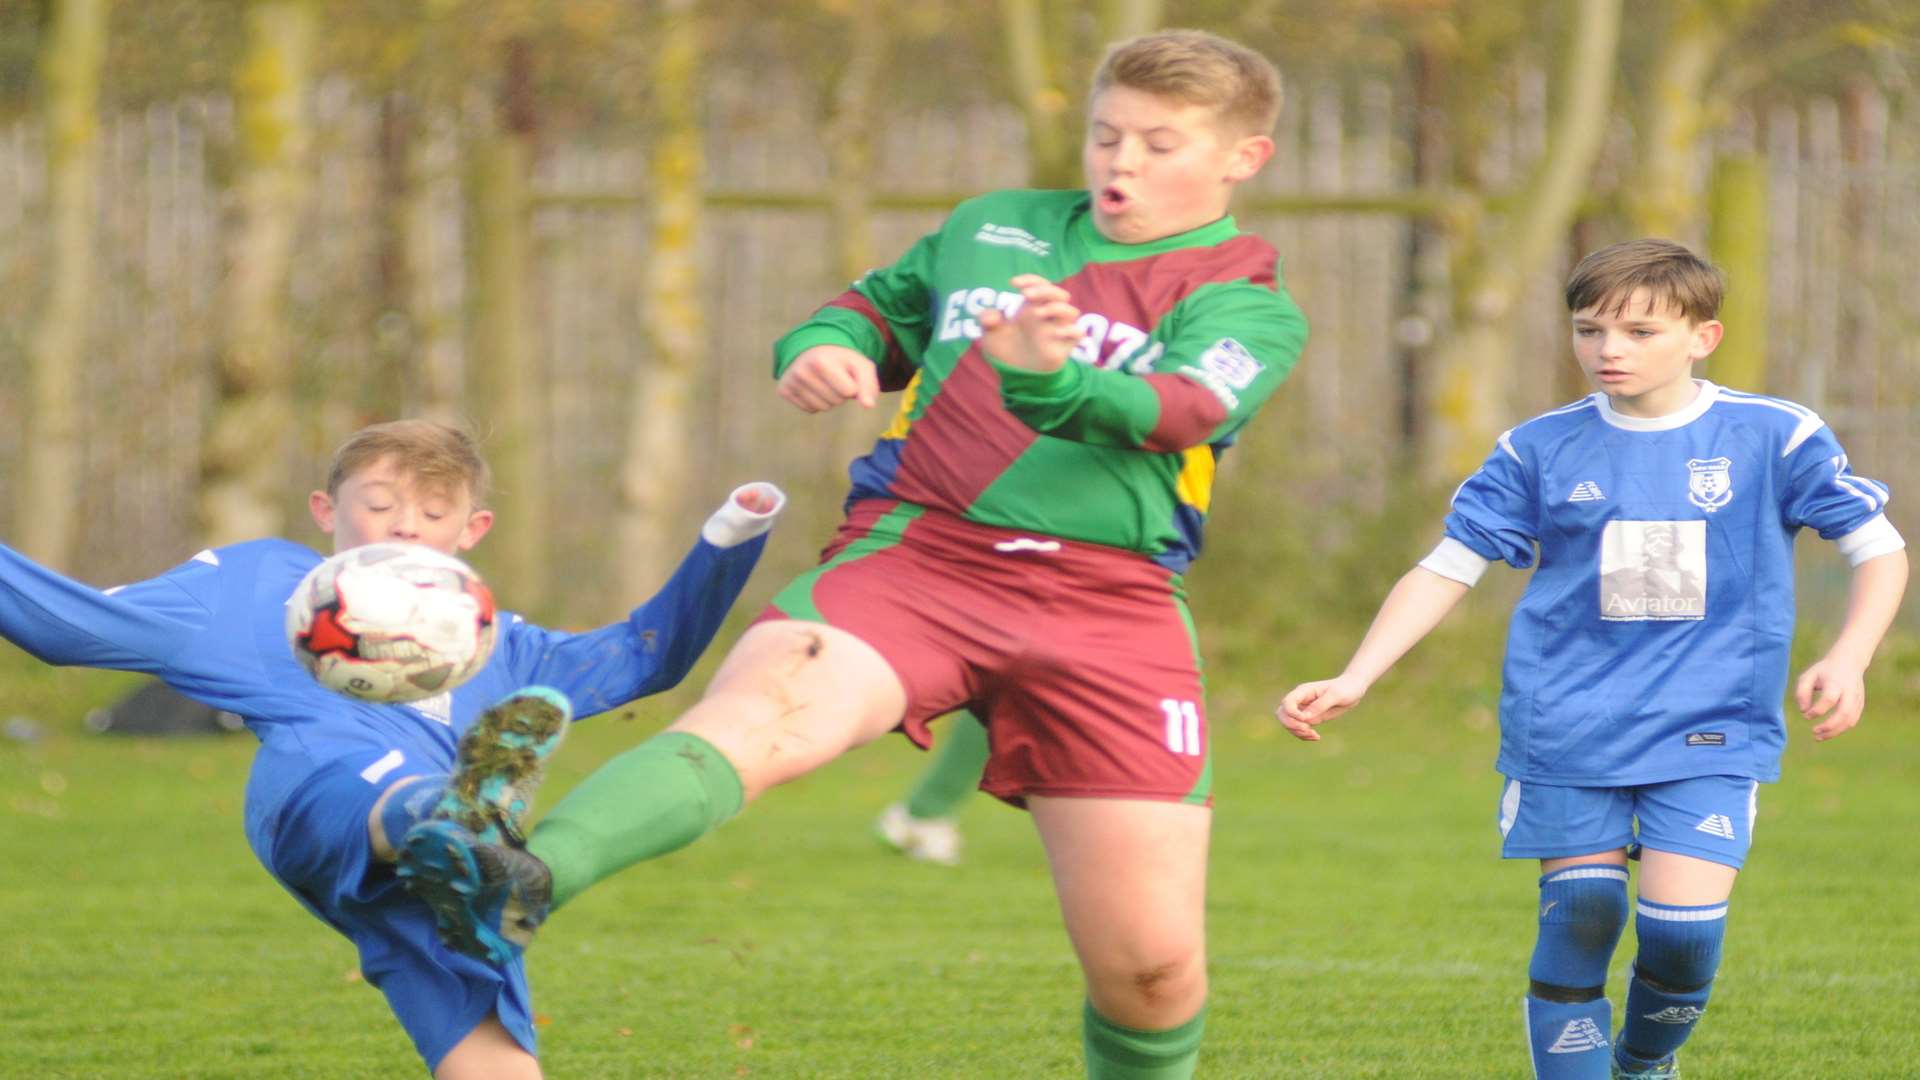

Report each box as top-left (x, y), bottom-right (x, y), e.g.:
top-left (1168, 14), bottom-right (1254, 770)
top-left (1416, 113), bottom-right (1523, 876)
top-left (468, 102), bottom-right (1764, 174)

top-left (1632, 902), bottom-right (1726, 990)
top-left (1528, 865), bottom-right (1629, 994)
top-left (1088, 954), bottom-right (1206, 1026)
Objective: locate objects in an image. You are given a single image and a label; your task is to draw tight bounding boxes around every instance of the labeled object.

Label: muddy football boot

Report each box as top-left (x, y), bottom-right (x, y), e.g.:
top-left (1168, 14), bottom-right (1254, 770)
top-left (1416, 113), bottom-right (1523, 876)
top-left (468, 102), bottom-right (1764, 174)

top-left (396, 819), bottom-right (554, 965)
top-left (431, 686), bottom-right (570, 846)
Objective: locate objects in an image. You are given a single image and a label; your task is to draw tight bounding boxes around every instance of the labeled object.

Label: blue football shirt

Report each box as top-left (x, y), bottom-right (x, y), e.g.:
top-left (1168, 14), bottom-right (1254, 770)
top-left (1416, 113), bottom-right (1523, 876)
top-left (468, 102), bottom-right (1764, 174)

top-left (1424, 382), bottom-right (1899, 786)
top-left (0, 531), bottom-right (766, 841)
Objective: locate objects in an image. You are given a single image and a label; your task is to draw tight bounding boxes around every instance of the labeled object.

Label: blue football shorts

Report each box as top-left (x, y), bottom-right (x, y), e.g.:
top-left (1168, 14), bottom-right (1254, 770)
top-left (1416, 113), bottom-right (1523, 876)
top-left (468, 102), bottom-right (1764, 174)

top-left (245, 740), bottom-right (536, 1070)
top-left (1495, 774), bottom-right (1762, 869)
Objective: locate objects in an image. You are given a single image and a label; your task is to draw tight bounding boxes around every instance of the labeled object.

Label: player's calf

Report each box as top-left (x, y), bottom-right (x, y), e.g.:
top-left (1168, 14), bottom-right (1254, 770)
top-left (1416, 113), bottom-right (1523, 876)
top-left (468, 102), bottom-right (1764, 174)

top-left (1525, 865), bottom-right (1629, 1079)
top-left (1612, 898), bottom-right (1724, 1077)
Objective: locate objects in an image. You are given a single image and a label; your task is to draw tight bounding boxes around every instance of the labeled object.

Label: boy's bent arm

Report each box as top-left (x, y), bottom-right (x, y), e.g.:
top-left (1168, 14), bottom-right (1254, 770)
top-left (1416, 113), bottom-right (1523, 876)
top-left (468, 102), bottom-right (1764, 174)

top-left (1277, 564), bottom-right (1472, 741)
top-left (1796, 548), bottom-right (1909, 741)
top-left (772, 230), bottom-right (943, 392)
top-left (502, 484), bottom-right (785, 716)
top-left (997, 281), bottom-right (1308, 453)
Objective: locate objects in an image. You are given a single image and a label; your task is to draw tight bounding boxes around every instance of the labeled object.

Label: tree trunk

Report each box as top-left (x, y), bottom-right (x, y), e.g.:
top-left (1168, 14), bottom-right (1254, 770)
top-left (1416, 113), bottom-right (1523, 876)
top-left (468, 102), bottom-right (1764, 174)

top-left (998, 0), bottom-right (1079, 188)
top-left (1706, 150), bottom-right (1768, 391)
top-left (616, 0), bottom-right (703, 613)
top-left (18, 0), bottom-right (106, 569)
top-left (200, 0), bottom-right (315, 546)
top-left (824, 0), bottom-right (886, 471)
top-left (1626, 2), bottom-right (1729, 240)
top-left (1098, 0), bottom-right (1161, 44)
top-left (998, 0), bottom-right (1162, 190)
top-left (408, 107), bottom-right (462, 425)
top-left (466, 38), bottom-right (546, 609)
top-left (824, 0), bottom-right (881, 288)
top-left (1423, 0), bottom-right (1622, 481)
top-left (372, 92), bottom-right (414, 419)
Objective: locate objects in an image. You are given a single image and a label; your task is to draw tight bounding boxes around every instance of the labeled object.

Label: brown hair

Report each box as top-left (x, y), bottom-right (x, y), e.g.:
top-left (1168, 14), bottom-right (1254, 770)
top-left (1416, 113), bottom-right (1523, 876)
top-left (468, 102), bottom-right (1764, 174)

top-left (325, 420), bottom-right (492, 508)
top-left (1092, 29), bottom-right (1283, 137)
top-left (1565, 238), bottom-right (1725, 323)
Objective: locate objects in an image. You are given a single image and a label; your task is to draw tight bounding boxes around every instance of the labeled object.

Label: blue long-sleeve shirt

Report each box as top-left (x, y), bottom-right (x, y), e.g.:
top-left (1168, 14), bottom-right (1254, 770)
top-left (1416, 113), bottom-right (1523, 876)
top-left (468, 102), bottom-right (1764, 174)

top-left (0, 528), bottom-right (768, 826)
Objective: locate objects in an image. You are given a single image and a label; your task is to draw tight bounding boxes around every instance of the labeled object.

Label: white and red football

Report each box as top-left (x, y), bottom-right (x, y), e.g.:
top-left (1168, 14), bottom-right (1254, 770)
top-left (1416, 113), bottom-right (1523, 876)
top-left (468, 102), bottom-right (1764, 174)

top-left (285, 543), bottom-right (498, 703)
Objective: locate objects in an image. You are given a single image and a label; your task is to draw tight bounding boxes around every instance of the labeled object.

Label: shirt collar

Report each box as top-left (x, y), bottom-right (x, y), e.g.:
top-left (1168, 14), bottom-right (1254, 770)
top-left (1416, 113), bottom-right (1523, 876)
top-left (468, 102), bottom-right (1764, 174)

top-left (1593, 379), bottom-right (1719, 431)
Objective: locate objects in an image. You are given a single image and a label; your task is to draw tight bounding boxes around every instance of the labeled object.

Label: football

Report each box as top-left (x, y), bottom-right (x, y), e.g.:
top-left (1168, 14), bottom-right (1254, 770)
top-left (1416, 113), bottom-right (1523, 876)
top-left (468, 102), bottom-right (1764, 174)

top-left (285, 543), bottom-right (498, 703)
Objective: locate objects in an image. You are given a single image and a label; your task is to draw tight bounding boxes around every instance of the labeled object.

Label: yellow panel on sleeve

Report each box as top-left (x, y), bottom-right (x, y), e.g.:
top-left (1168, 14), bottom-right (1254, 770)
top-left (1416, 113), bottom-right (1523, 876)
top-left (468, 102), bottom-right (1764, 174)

top-left (1174, 446), bottom-right (1215, 514)
top-left (880, 372), bottom-right (925, 440)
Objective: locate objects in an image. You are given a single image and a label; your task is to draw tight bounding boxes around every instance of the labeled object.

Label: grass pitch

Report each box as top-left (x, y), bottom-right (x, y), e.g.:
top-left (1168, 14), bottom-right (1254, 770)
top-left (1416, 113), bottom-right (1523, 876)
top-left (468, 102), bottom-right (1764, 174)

top-left (2, 609), bottom-right (1916, 1078)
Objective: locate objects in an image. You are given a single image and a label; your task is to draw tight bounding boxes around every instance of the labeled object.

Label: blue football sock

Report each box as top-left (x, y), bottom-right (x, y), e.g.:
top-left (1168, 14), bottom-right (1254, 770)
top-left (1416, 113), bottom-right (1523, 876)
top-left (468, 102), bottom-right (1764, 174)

top-left (375, 774), bottom-right (447, 858)
top-left (1524, 865), bottom-right (1629, 1079)
top-left (1615, 897), bottom-right (1726, 1071)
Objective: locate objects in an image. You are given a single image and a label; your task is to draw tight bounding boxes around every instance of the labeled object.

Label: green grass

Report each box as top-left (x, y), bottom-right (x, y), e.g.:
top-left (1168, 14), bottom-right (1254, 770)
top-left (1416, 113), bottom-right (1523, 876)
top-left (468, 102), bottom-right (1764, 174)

top-left (2, 612), bottom-right (1917, 1078)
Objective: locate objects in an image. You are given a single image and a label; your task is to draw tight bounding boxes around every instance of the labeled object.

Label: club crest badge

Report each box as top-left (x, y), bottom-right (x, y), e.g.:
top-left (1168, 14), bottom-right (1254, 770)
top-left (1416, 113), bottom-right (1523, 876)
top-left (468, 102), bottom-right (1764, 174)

top-left (1686, 457), bottom-right (1733, 512)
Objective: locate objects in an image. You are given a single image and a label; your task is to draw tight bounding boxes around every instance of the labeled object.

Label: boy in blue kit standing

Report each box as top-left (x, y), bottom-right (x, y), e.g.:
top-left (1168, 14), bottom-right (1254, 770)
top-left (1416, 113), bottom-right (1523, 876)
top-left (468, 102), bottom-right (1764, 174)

top-left (1277, 240), bottom-right (1907, 1078)
top-left (0, 420), bottom-right (784, 1078)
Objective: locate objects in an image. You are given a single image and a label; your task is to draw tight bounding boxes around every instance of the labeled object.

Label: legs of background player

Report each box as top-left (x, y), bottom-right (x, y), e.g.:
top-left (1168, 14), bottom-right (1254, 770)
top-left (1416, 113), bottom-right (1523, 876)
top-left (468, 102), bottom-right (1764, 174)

top-left (434, 1015), bottom-right (542, 1080)
top-left (1032, 797), bottom-right (1211, 1079)
top-left (1525, 851), bottom-right (1630, 1080)
top-left (526, 620), bottom-right (908, 908)
top-left (877, 712), bottom-right (990, 865)
top-left (1612, 850), bottom-right (1736, 1077)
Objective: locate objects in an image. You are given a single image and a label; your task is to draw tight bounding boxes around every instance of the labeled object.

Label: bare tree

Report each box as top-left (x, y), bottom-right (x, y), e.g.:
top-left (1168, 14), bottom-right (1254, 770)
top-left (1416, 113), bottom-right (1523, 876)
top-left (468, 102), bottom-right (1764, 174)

top-left (1422, 0), bottom-right (1622, 480)
top-left (200, 0), bottom-right (316, 545)
top-left (998, 0), bottom-right (1163, 187)
top-left (18, 0), bottom-right (106, 569)
top-left (466, 36), bottom-right (546, 608)
top-left (615, 0), bottom-right (703, 611)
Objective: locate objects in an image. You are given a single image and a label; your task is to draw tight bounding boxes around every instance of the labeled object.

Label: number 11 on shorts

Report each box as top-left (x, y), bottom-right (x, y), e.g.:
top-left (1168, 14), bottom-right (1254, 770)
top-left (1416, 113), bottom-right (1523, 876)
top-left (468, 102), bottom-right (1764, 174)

top-left (1160, 698), bottom-right (1202, 756)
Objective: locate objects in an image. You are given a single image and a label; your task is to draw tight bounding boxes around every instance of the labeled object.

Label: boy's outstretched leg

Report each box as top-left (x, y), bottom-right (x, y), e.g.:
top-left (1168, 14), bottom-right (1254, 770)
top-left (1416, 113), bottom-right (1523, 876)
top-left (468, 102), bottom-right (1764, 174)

top-left (394, 687), bottom-right (572, 965)
top-left (528, 620), bottom-right (906, 907)
top-left (1032, 796), bottom-right (1210, 1079)
top-left (1524, 860), bottom-right (1630, 1079)
top-left (429, 620), bottom-right (903, 939)
top-left (876, 712), bottom-right (989, 866)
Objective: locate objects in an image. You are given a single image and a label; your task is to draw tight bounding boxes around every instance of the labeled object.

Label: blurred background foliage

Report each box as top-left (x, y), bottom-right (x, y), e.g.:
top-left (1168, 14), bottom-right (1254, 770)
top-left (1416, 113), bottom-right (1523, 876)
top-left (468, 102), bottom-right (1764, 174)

top-left (0, 0), bottom-right (1914, 632)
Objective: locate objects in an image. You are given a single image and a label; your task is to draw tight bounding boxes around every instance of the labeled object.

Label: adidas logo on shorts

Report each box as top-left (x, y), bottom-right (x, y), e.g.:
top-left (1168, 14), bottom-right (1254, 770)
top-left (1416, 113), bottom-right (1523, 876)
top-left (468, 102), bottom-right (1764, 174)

top-left (1694, 813), bottom-right (1736, 840)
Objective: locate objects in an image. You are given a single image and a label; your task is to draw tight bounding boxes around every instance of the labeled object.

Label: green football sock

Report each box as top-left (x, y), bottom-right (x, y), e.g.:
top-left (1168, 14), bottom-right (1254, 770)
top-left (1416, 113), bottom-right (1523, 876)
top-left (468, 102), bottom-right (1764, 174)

top-left (903, 712), bottom-right (991, 819)
top-left (527, 731), bottom-right (743, 910)
top-left (1083, 1002), bottom-right (1207, 1080)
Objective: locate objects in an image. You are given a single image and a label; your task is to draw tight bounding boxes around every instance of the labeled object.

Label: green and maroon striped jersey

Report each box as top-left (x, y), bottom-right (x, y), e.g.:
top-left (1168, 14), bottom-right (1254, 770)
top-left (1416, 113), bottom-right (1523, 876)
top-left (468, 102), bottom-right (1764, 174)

top-left (774, 188), bottom-right (1308, 571)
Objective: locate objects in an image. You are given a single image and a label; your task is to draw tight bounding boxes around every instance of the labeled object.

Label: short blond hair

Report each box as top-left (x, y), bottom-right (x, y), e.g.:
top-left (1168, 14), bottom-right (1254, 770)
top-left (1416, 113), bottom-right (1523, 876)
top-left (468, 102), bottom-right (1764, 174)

top-left (1565, 239), bottom-right (1725, 324)
top-left (325, 420), bottom-right (492, 508)
top-left (1092, 29), bottom-right (1283, 137)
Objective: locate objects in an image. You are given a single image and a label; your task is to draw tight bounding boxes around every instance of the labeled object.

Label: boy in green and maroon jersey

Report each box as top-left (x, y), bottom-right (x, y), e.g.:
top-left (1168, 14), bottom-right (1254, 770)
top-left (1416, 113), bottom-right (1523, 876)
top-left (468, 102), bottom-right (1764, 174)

top-left (404, 29), bottom-right (1307, 1078)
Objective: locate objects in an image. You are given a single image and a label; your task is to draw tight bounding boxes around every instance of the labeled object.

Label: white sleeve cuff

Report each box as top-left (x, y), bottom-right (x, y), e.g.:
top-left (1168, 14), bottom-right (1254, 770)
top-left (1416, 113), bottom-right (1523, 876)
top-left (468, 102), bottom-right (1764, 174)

top-left (1834, 513), bottom-right (1906, 567)
top-left (1418, 536), bottom-right (1491, 587)
top-left (701, 483), bottom-right (787, 548)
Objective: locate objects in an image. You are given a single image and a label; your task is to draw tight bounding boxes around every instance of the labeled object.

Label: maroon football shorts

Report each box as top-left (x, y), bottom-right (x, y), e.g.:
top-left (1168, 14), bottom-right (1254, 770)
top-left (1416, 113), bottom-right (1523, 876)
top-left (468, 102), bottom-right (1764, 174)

top-left (759, 499), bottom-right (1212, 807)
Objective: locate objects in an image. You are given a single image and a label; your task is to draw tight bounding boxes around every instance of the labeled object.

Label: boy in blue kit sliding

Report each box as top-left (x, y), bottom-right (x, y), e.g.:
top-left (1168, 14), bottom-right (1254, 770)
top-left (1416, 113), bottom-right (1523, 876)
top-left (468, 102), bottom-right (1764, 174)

top-left (1278, 240), bottom-right (1907, 1078)
top-left (0, 420), bottom-right (784, 1079)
